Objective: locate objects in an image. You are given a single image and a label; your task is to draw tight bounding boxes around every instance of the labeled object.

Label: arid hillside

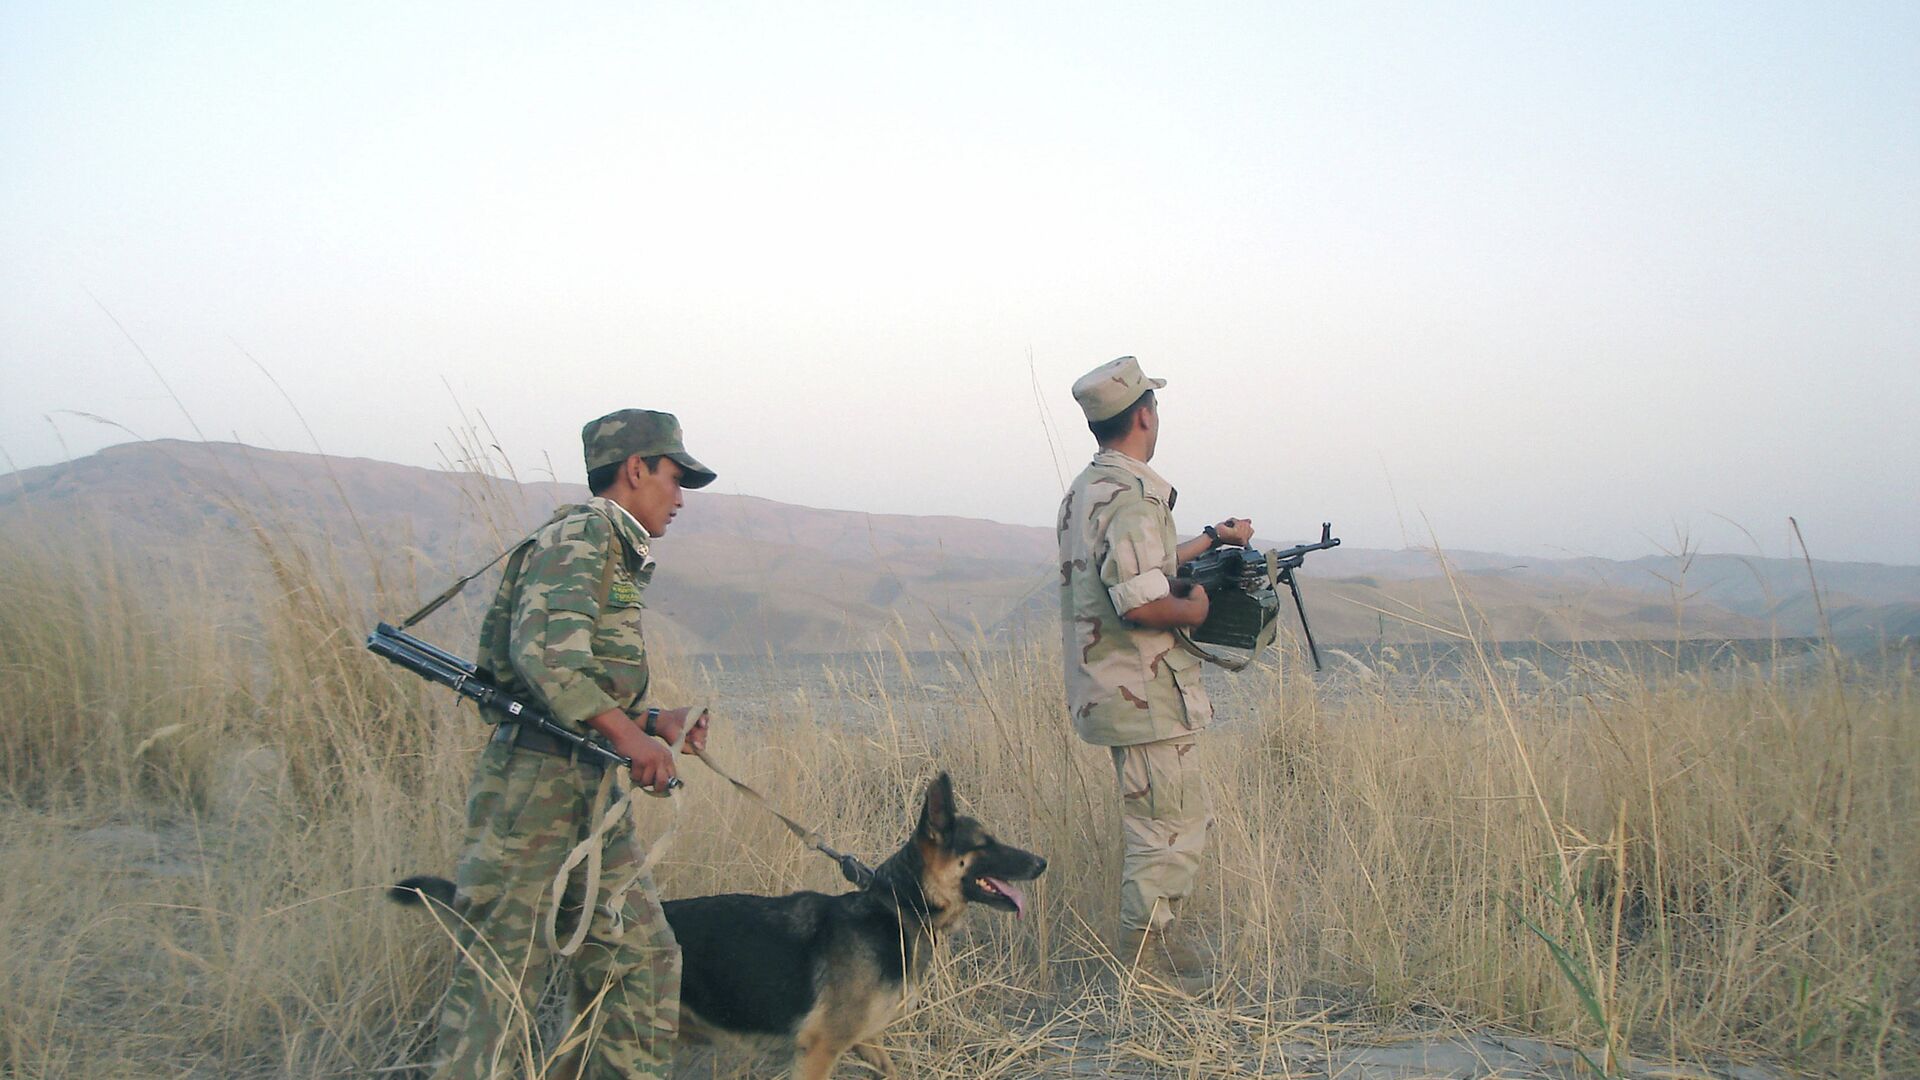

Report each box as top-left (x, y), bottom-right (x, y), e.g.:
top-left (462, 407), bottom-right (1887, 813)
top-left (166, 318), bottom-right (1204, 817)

top-left (6, 439), bottom-right (1914, 653)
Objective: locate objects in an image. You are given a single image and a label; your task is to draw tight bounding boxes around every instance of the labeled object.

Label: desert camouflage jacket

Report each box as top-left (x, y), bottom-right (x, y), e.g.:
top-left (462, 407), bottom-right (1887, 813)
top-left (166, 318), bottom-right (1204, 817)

top-left (477, 497), bottom-right (655, 731)
top-left (1057, 449), bottom-right (1212, 746)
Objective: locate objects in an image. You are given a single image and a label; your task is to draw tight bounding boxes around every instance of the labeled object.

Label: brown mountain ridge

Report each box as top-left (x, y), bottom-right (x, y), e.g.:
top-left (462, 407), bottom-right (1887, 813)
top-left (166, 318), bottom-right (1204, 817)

top-left (5, 440), bottom-right (1915, 655)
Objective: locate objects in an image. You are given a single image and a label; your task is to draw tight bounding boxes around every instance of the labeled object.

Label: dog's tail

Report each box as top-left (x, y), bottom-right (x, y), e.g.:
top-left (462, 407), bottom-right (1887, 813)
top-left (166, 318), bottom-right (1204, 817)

top-left (390, 874), bottom-right (457, 909)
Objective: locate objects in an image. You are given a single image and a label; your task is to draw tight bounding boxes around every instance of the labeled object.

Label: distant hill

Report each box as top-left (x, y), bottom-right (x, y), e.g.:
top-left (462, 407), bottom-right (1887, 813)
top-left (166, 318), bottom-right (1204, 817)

top-left (4, 440), bottom-right (1916, 654)
top-left (0, 440), bottom-right (1057, 655)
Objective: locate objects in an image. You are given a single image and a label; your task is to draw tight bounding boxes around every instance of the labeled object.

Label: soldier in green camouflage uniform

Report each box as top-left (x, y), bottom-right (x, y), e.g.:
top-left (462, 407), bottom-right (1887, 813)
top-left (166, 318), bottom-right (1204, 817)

top-left (1058, 357), bottom-right (1253, 994)
top-left (431, 409), bottom-right (717, 1079)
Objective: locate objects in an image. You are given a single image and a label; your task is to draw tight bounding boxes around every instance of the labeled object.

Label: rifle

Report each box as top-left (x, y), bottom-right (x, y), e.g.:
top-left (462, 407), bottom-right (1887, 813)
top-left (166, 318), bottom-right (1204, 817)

top-left (1177, 523), bottom-right (1342, 670)
top-left (366, 621), bottom-right (656, 779)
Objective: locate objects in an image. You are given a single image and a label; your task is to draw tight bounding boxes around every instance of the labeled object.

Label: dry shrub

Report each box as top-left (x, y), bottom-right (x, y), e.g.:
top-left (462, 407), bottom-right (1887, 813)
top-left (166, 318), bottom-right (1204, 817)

top-left (0, 525), bottom-right (236, 807)
top-left (1, 514), bottom-right (1914, 1078)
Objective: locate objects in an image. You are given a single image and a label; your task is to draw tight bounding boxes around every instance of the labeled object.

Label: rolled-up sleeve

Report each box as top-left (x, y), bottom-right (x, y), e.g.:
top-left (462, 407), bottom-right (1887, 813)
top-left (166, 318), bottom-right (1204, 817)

top-left (509, 517), bottom-right (621, 726)
top-left (1102, 503), bottom-right (1174, 616)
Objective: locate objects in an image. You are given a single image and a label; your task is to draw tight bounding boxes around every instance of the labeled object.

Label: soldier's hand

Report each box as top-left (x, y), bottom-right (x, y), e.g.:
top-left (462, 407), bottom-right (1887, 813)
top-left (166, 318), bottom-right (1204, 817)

top-left (1216, 517), bottom-right (1254, 546)
top-left (621, 734), bottom-right (678, 794)
top-left (1188, 583), bottom-right (1211, 625)
top-left (652, 707), bottom-right (709, 755)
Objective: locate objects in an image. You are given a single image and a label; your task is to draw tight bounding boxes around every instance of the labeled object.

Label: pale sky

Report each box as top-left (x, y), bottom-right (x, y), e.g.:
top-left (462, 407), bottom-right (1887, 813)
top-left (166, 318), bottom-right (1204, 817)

top-left (4, 2), bottom-right (1916, 564)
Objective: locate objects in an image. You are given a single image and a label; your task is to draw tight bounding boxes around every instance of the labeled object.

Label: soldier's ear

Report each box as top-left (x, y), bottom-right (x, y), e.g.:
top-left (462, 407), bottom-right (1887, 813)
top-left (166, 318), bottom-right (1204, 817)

top-left (918, 772), bottom-right (955, 842)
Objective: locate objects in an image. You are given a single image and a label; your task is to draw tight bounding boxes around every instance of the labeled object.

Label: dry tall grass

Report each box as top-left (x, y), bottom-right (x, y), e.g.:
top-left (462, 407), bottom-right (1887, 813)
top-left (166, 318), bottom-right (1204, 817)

top-left (0, 509), bottom-right (1913, 1078)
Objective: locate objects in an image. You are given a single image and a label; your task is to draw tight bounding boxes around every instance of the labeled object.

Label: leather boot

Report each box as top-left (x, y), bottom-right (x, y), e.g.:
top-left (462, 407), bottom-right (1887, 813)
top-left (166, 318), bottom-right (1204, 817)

top-left (1119, 926), bottom-right (1212, 995)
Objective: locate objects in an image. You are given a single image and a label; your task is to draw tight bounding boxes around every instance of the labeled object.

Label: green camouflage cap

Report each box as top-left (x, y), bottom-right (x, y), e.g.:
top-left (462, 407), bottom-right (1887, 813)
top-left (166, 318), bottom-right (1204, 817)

top-left (581, 409), bottom-right (717, 489)
top-left (1073, 356), bottom-right (1167, 422)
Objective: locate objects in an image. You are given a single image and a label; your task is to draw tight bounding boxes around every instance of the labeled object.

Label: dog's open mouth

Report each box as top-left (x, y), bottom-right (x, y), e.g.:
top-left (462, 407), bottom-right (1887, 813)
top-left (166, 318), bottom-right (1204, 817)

top-left (971, 876), bottom-right (1027, 916)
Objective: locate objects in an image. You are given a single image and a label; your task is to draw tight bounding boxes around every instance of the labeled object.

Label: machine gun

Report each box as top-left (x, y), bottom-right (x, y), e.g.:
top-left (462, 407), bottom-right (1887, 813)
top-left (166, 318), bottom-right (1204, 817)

top-left (1176, 523), bottom-right (1341, 670)
top-left (365, 621), bottom-right (644, 777)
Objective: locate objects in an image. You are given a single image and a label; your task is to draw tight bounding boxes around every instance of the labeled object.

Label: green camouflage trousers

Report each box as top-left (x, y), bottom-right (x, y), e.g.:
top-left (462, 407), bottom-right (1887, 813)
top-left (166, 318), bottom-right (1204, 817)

top-left (431, 742), bottom-right (680, 1080)
top-left (1110, 734), bottom-right (1212, 932)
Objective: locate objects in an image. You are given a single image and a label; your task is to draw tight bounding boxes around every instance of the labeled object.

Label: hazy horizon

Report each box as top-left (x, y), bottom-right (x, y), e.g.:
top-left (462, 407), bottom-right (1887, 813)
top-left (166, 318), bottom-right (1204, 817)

top-left (4, 4), bottom-right (1916, 564)
top-left (14, 433), bottom-right (1920, 572)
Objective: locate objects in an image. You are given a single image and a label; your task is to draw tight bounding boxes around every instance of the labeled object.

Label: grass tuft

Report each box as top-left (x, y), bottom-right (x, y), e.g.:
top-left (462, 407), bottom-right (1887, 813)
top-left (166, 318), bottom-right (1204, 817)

top-left (1, 502), bottom-right (1913, 1078)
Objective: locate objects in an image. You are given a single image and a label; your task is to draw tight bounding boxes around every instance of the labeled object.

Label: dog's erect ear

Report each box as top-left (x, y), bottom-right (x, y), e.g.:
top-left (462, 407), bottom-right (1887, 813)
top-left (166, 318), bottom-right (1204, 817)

top-left (918, 772), bottom-right (955, 842)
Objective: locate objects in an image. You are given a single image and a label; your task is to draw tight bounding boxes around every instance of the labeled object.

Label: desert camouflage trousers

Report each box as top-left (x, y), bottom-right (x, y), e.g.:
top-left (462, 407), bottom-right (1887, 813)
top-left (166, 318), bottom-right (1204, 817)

top-left (1110, 734), bottom-right (1213, 932)
top-left (430, 742), bottom-right (680, 1080)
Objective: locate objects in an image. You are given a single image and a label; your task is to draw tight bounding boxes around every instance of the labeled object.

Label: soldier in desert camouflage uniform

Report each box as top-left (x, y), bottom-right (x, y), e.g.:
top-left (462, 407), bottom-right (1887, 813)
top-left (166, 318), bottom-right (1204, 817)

top-left (431, 409), bottom-right (716, 1079)
top-left (1058, 357), bottom-right (1254, 995)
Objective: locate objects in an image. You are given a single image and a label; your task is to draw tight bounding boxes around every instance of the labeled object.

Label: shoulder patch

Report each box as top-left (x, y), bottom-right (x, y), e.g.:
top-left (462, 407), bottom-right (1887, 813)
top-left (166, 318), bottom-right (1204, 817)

top-left (608, 578), bottom-right (643, 607)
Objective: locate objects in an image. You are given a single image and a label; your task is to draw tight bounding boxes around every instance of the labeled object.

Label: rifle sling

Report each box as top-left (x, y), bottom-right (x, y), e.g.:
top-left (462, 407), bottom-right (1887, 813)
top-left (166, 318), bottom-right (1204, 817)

top-left (398, 532), bottom-right (535, 630)
top-left (399, 505), bottom-right (629, 648)
top-left (398, 504), bottom-right (573, 630)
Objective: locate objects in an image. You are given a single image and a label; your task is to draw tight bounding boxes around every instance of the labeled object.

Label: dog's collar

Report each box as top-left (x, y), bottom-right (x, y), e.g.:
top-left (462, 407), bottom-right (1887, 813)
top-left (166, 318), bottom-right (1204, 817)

top-left (868, 858), bottom-right (943, 928)
top-left (884, 890), bottom-right (941, 928)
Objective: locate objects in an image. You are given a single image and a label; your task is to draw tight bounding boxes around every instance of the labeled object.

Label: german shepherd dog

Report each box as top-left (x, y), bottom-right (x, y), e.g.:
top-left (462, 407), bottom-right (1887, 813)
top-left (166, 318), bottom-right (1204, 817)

top-left (394, 773), bottom-right (1046, 1079)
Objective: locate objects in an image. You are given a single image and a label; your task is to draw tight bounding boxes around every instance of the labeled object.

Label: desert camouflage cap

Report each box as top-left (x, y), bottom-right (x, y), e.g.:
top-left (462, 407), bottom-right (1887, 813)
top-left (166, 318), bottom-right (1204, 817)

top-left (1073, 356), bottom-right (1167, 423)
top-left (581, 409), bottom-right (717, 489)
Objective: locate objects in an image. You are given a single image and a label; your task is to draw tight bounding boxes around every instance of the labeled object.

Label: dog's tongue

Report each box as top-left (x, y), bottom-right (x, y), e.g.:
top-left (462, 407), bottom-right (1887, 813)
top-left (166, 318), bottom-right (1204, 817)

top-left (987, 878), bottom-right (1027, 917)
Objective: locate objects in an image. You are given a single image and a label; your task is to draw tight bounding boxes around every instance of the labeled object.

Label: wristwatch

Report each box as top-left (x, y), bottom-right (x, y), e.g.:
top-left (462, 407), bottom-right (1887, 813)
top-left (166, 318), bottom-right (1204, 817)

top-left (1202, 524), bottom-right (1221, 549)
top-left (643, 707), bottom-right (661, 737)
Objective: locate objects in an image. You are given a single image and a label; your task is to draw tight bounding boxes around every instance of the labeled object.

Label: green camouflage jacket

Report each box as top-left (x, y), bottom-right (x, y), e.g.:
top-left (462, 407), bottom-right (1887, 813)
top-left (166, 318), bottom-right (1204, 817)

top-left (1058, 449), bottom-right (1212, 746)
top-left (477, 497), bottom-right (655, 731)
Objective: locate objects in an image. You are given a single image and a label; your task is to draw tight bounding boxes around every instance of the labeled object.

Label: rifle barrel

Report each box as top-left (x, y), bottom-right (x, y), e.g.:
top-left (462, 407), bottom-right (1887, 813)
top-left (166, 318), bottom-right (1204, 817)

top-left (374, 622), bottom-right (477, 675)
top-left (366, 624), bottom-right (632, 771)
